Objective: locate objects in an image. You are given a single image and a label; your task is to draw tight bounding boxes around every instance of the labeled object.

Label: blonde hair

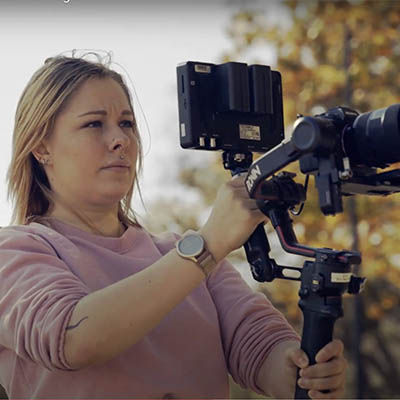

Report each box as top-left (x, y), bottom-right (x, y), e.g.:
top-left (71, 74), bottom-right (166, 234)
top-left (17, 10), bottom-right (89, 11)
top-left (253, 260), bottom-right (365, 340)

top-left (7, 53), bottom-right (143, 233)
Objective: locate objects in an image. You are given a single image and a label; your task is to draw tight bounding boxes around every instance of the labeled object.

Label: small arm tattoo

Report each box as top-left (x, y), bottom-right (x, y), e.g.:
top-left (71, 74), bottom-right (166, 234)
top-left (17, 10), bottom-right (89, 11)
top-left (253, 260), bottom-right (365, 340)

top-left (66, 316), bottom-right (89, 331)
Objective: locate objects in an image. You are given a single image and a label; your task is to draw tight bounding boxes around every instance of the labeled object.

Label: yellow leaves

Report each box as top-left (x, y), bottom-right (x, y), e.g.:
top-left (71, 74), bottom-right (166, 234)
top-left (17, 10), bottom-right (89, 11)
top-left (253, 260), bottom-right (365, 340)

top-left (366, 303), bottom-right (384, 320)
top-left (327, 46), bottom-right (342, 65)
top-left (382, 223), bottom-right (397, 237)
top-left (390, 254), bottom-right (400, 268)
top-left (260, 280), bottom-right (302, 322)
top-left (381, 295), bottom-right (397, 310)
top-left (293, 222), bottom-right (305, 240)
top-left (358, 219), bottom-right (369, 237)
top-left (372, 33), bottom-right (386, 47)
top-left (348, 61), bottom-right (361, 77)
top-left (332, 223), bottom-right (353, 247)
top-left (280, 42), bottom-right (300, 60)
top-left (314, 65), bottom-right (347, 87)
top-left (227, 0), bottom-right (400, 126)
top-left (367, 263), bottom-right (387, 278)
top-left (307, 18), bottom-right (324, 40)
top-left (368, 232), bottom-right (382, 246)
top-left (299, 86), bottom-right (313, 104)
top-left (366, 295), bottom-right (399, 320)
top-left (316, 229), bottom-right (329, 242)
top-left (353, 88), bottom-right (366, 103)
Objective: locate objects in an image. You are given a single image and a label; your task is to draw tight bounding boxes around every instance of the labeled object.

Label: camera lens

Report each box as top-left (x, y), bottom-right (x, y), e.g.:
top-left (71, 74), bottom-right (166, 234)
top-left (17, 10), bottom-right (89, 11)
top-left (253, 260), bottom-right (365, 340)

top-left (292, 116), bottom-right (337, 154)
top-left (345, 104), bottom-right (400, 167)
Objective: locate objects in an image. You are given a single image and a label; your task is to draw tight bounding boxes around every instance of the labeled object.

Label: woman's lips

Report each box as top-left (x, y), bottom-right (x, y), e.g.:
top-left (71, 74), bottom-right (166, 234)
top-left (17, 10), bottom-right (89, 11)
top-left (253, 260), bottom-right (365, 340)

top-left (103, 166), bottom-right (130, 172)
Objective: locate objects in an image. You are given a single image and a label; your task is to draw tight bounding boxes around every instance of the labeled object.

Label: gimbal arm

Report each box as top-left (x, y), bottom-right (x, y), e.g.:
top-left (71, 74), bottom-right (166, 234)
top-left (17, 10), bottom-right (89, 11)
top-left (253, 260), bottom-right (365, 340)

top-left (246, 115), bottom-right (400, 216)
top-left (245, 116), bottom-right (343, 216)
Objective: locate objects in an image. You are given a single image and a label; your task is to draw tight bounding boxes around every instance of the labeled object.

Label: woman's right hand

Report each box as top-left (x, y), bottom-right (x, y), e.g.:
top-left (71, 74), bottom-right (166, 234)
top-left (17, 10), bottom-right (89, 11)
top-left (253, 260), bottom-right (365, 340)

top-left (199, 175), bottom-right (268, 263)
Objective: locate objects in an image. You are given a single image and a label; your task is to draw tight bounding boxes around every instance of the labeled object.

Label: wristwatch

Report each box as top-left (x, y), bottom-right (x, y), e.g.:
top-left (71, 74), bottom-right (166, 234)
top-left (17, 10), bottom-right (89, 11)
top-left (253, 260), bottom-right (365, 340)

top-left (175, 231), bottom-right (216, 277)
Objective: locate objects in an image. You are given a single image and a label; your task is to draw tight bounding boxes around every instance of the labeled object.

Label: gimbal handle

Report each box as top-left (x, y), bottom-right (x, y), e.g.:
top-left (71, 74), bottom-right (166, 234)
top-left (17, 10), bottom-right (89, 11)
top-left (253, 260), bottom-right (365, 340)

top-left (223, 150), bottom-right (364, 400)
top-left (267, 205), bottom-right (362, 399)
top-left (295, 303), bottom-right (338, 399)
top-left (251, 185), bottom-right (362, 399)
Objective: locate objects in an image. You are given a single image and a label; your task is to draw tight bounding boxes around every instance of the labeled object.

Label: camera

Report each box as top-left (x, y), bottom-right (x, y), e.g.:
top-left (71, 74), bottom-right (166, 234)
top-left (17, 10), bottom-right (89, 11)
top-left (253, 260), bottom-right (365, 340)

top-left (177, 61), bottom-right (400, 215)
top-left (176, 61), bottom-right (284, 153)
top-left (295, 104), bottom-right (400, 174)
top-left (289, 104), bottom-right (400, 213)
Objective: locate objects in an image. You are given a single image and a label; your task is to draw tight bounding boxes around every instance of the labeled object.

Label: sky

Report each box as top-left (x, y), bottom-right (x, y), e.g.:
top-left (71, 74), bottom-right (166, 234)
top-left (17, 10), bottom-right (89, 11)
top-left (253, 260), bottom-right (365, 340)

top-left (0, 0), bottom-right (265, 226)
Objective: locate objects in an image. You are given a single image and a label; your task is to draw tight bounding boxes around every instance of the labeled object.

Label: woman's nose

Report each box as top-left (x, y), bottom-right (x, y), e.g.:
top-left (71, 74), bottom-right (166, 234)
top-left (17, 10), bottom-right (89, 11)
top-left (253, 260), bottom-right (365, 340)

top-left (108, 128), bottom-right (130, 151)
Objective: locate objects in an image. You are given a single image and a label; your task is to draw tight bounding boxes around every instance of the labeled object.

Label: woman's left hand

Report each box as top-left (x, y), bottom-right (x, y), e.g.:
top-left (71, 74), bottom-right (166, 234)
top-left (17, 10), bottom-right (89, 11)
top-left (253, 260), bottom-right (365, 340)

top-left (286, 339), bottom-right (348, 399)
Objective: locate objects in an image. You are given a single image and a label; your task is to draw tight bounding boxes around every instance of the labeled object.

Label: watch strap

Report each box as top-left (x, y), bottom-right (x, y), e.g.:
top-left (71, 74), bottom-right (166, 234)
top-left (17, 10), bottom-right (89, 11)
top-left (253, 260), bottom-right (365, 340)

top-left (196, 247), bottom-right (217, 276)
top-left (176, 231), bottom-right (217, 277)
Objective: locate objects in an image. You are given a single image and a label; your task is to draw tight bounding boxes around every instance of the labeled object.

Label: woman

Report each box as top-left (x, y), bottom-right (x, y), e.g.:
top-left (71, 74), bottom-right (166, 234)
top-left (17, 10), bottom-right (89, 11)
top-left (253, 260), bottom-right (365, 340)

top-left (0, 53), bottom-right (347, 399)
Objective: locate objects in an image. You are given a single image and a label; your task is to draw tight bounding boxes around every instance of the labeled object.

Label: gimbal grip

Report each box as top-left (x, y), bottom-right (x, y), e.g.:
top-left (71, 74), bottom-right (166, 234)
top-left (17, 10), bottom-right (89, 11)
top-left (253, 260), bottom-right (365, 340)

top-left (243, 223), bottom-right (274, 282)
top-left (294, 310), bottom-right (335, 399)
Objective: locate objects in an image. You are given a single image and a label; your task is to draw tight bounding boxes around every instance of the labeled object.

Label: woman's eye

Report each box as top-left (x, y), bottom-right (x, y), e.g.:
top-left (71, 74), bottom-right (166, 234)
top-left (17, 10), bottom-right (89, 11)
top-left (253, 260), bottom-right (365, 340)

top-left (121, 120), bottom-right (134, 128)
top-left (85, 120), bottom-right (102, 128)
top-left (83, 120), bottom-right (134, 129)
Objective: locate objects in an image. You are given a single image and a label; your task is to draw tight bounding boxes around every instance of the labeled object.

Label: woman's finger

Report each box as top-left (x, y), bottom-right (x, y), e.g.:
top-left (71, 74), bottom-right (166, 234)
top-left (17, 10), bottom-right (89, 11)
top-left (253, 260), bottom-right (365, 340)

top-left (315, 339), bottom-right (344, 363)
top-left (298, 372), bottom-right (345, 392)
top-left (300, 357), bottom-right (347, 379)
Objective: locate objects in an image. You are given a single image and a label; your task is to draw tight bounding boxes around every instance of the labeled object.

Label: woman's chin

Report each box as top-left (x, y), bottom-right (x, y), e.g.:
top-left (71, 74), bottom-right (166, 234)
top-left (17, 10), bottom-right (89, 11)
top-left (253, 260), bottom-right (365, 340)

top-left (93, 190), bottom-right (130, 206)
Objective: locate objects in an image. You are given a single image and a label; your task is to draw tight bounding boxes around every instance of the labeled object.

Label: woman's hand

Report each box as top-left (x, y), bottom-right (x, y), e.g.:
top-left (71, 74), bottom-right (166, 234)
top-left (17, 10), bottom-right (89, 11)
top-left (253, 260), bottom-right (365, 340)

top-left (286, 339), bottom-right (347, 399)
top-left (199, 175), bottom-right (268, 262)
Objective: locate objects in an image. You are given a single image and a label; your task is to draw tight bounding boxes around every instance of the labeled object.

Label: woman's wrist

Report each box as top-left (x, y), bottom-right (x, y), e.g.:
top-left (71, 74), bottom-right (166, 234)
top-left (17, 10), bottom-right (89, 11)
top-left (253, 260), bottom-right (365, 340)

top-left (198, 227), bottom-right (229, 264)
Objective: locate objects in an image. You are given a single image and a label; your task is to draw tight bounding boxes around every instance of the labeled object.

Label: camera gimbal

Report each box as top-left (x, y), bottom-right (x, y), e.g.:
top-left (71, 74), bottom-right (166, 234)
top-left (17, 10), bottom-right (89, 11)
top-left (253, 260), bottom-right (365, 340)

top-left (224, 142), bottom-right (366, 398)
top-left (177, 60), bottom-right (400, 399)
top-left (224, 106), bottom-right (400, 398)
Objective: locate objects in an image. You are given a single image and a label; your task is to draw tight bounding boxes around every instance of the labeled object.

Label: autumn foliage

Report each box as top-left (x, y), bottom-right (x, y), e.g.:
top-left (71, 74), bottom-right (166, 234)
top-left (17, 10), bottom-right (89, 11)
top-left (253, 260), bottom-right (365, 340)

top-left (146, 0), bottom-right (400, 397)
top-left (221, 1), bottom-right (400, 397)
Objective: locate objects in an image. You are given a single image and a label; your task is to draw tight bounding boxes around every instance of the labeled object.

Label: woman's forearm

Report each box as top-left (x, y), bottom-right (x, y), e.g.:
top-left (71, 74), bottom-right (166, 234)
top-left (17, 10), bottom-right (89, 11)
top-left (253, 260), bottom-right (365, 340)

top-left (256, 340), bottom-right (301, 398)
top-left (64, 248), bottom-right (207, 369)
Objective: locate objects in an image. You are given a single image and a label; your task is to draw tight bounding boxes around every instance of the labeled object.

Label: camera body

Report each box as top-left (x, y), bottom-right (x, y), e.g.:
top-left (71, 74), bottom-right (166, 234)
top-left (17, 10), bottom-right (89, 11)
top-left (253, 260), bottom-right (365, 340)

top-left (177, 61), bottom-right (284, 153)
top-left (295, 105), bottom-right (400, 172)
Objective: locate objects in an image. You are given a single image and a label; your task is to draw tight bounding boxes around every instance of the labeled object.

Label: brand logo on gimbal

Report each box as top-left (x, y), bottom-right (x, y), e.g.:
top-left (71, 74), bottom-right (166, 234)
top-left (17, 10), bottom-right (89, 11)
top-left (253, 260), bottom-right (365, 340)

top-left (246, 165), bottom-right (261, 193)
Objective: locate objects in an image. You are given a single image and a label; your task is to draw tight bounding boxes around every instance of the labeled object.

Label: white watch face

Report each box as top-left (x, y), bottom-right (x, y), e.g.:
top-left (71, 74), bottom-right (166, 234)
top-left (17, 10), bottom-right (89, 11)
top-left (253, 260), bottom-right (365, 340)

top-left (177, 234), bottom-right (204, 257)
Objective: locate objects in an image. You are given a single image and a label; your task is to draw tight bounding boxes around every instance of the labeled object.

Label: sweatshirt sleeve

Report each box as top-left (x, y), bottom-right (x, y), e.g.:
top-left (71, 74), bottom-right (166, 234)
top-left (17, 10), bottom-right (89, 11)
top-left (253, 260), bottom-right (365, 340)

top-left (0, 228), bottom-right (90, 371)
top-left (207, 259), bottom-right (300, 394)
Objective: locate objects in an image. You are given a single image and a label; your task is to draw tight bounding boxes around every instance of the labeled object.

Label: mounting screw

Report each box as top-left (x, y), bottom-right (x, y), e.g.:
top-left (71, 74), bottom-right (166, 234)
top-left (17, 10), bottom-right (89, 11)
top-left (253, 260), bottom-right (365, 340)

top-left (320, 254), bottom-right (329, 261)
top-left (299, 288), bottom-right (309, 298)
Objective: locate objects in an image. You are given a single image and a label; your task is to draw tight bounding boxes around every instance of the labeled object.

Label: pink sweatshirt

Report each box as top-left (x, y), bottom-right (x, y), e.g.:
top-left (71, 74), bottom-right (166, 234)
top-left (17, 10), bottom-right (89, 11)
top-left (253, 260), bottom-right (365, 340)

top-left (0, 218), bottom-right (299, 399)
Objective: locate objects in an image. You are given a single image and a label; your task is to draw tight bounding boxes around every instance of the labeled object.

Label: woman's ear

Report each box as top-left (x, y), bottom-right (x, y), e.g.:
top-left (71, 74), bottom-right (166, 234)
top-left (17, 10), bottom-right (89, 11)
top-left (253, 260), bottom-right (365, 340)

top-left (32, 142), bottom-right (52, 166)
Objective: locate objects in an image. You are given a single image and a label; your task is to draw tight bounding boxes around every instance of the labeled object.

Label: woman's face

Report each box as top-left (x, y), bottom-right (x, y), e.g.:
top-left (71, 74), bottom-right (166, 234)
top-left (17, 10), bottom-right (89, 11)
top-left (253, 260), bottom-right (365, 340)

top-left (36, 77), bottom-right (139, 213)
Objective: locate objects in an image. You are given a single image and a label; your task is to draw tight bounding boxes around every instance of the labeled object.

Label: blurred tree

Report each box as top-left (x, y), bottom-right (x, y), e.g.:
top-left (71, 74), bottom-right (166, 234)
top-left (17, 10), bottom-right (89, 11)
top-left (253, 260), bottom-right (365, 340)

top-left (220, 0), bottom-right (400, 398)
top-left (145, 0), bottom-right (400, 397)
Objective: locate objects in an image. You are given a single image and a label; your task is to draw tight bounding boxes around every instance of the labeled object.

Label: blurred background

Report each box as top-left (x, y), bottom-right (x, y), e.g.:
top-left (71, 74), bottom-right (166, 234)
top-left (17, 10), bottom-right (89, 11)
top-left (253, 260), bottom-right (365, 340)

top-left (1, 0), bottom-right (400, 398)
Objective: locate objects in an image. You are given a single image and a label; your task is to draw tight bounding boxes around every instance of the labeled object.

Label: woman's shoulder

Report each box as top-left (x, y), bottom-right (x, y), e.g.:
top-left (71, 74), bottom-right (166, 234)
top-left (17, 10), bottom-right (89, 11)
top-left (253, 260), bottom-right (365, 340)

top-left (0, 221), bottom-right (59, 236)
top-left (0, 222), bottom-right (42, 238)
top-left (0, 222), bottom-right (67, 253)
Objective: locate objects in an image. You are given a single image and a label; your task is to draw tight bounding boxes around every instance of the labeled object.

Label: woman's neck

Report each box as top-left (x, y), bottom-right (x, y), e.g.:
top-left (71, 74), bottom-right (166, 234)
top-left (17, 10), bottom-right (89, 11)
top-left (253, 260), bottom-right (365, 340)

top-left (46, 207), bottom-right (126, 237)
